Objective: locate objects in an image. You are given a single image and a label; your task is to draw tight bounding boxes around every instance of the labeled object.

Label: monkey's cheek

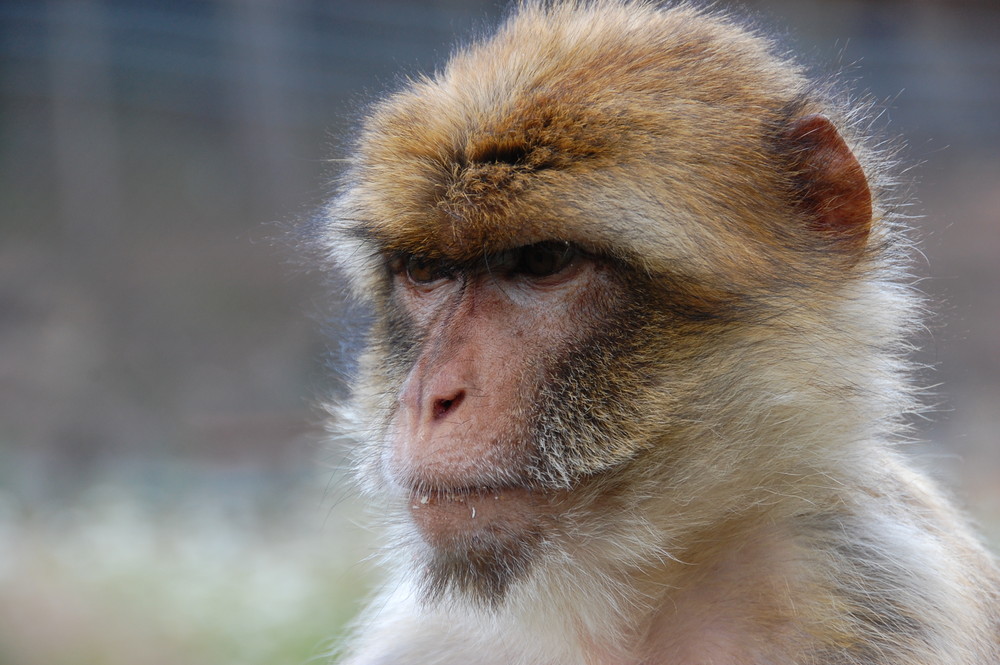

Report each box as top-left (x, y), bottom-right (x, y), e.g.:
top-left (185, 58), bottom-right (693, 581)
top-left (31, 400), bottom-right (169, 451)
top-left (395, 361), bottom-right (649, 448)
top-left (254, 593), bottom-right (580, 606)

top-left (407, 488), bottom-right (555, 550)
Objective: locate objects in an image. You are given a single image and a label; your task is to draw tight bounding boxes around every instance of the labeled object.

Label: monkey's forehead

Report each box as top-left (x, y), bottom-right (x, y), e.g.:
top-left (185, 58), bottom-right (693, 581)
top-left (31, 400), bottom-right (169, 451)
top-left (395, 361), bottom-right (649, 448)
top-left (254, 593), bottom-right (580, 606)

top-left (326, 2), bottom-right (823, 277)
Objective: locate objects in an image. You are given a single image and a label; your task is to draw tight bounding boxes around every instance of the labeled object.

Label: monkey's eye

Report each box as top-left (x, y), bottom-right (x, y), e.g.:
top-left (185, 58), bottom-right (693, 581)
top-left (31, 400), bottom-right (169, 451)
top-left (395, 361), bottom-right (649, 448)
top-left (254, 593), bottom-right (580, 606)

top-left (516, 241), bottom-right (576, 277)
top-left (404, 254), bottom-right (447, 284)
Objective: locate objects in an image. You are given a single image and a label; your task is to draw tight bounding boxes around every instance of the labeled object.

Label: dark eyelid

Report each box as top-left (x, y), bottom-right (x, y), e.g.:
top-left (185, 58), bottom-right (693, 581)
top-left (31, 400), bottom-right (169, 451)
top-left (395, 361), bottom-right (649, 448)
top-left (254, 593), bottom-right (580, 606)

top-left (484, 248), bottom-right (521, 273)
top-left (386, 242), bottom-right (584, 282)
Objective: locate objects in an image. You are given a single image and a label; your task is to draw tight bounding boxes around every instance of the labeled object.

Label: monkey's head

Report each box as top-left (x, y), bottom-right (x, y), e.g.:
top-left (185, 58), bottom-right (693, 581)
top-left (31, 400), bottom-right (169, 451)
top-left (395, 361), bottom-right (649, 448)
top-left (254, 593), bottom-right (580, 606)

top-left (324, 2), bottom-right (913, 609)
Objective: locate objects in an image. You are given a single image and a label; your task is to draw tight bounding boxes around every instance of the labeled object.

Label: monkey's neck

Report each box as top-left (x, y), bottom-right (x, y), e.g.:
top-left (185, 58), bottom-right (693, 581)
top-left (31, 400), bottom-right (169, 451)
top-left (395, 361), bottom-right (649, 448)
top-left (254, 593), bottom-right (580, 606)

top-left (486, 511), bottom-right (815, 665)
top-left (547, 451), bottom-right (907, 665)
top-left (528, 463), bottom-right (870, 664)
top-left (636, 518), bottom-right (814, 664)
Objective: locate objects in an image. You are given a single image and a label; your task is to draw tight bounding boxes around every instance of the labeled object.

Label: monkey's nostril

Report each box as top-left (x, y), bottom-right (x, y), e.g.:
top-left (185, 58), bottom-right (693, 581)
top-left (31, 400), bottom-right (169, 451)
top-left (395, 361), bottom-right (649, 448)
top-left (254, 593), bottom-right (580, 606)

top-left (432, 391), bottom-right (465, 420)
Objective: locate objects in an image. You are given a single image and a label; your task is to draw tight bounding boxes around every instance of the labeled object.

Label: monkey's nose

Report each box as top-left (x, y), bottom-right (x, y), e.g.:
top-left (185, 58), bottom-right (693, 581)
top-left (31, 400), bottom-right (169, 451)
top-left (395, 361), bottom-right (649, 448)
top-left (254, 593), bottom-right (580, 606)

top-left (431, 390), bottom-right (465, 421)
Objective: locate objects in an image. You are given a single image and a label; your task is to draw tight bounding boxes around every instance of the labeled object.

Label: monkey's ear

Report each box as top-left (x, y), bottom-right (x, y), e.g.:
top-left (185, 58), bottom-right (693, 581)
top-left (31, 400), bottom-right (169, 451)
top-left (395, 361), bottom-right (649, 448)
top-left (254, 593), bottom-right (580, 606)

top-left (783, 114), bottom-right (872, 249)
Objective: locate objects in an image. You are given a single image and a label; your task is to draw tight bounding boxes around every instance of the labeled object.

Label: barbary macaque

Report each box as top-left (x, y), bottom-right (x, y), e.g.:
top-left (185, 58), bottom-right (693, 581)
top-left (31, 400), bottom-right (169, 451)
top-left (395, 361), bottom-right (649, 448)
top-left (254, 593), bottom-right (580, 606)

top-left (320, 2), bottom-right (1000, 663)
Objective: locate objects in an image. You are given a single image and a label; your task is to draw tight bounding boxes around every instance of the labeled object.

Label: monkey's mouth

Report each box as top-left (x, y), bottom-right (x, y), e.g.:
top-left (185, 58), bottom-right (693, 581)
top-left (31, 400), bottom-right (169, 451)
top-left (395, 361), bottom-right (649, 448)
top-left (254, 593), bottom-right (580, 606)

top-left (406, 485), bottom-right (566, 605)
top-left (406, 485), bottom-right (556, 549)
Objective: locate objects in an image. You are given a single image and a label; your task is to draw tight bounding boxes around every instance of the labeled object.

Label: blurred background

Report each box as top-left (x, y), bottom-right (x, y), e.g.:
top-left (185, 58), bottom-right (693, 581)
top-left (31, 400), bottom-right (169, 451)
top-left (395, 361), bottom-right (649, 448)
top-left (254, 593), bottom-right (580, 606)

top-left (0, 1), bottom-right (997, 663)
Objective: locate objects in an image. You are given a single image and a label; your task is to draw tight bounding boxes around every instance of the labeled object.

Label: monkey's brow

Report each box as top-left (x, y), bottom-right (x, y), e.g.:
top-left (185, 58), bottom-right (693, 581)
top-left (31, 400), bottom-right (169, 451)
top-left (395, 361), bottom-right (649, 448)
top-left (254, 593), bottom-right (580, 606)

top-left (343, 224), bottom-right (447, 260)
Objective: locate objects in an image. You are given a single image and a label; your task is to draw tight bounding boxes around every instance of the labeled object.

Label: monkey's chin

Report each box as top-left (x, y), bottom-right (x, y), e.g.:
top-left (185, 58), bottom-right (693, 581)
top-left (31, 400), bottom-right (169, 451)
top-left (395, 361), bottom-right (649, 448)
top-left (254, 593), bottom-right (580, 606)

top-left (407, 487), bottom-right (546, 545)
top-left (407, 487), bottom-right (559, 605)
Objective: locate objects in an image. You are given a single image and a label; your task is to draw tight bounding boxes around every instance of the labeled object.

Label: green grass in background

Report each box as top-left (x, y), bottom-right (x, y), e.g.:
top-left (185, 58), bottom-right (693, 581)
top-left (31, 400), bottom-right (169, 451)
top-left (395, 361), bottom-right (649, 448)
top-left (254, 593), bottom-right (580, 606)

top-left (0, 478), bottom-right (374, 665)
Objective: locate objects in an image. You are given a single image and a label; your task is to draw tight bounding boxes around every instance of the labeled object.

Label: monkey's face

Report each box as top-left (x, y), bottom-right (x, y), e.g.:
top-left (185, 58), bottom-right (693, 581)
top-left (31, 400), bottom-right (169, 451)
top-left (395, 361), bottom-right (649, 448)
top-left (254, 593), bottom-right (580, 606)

top-left (372, 241), bottom-right (664, 603)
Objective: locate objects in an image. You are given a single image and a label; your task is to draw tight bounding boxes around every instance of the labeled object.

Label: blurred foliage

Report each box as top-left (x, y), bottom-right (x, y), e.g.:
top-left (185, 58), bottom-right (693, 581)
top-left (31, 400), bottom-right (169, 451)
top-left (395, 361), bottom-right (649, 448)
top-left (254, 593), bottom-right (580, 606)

top-left (0, 479), bottom-right (374, 664)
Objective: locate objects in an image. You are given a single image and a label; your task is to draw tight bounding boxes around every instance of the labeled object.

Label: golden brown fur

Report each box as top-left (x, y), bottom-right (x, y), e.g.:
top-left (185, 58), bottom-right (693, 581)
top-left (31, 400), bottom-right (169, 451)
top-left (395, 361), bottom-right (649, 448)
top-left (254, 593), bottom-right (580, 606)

top-left (322, 2), bottom-right (1000, 663)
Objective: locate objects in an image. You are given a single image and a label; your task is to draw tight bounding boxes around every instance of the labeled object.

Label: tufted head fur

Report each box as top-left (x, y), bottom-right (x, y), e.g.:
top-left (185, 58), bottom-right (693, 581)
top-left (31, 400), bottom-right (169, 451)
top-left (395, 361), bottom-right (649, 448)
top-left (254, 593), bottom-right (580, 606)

top-left (328, 1), bottom-right (897, 290)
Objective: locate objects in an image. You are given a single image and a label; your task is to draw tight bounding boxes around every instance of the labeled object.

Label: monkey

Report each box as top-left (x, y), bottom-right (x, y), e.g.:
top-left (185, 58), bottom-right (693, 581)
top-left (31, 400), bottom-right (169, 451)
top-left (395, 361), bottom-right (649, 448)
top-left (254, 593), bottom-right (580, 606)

top-left (319, 2), bottom-right (1000, 663)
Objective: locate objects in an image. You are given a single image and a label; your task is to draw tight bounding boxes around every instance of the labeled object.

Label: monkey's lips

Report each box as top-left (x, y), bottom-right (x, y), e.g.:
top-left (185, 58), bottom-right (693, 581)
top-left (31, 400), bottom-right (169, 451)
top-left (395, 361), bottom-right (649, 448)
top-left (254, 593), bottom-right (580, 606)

top-left (407, 486), bottom-right (556, 548)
